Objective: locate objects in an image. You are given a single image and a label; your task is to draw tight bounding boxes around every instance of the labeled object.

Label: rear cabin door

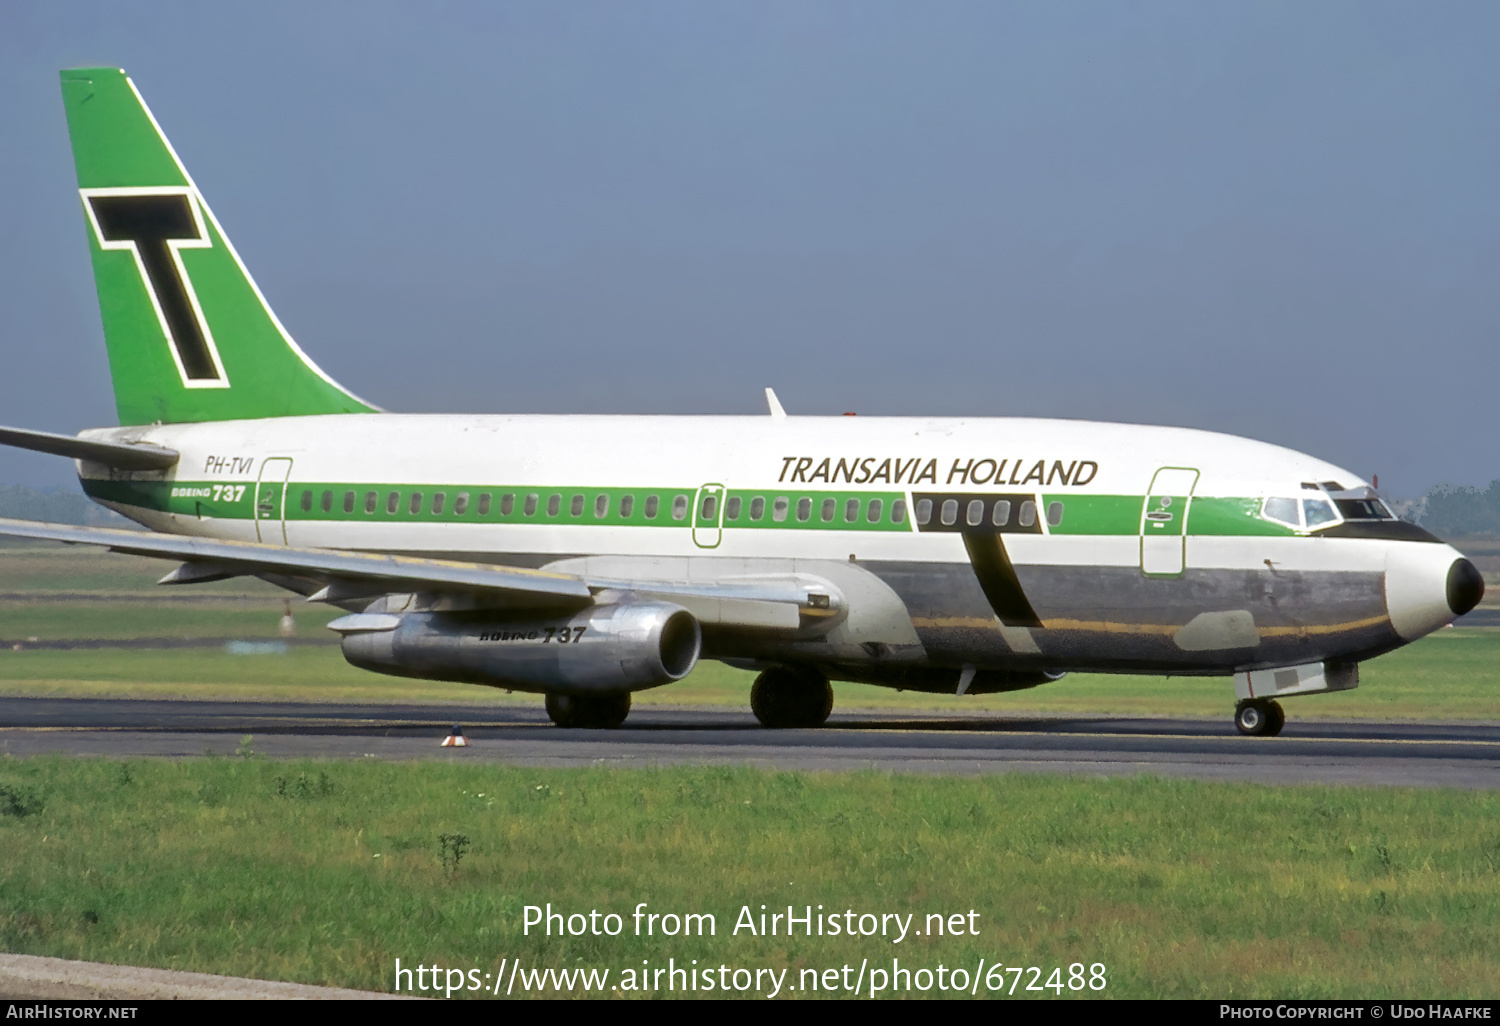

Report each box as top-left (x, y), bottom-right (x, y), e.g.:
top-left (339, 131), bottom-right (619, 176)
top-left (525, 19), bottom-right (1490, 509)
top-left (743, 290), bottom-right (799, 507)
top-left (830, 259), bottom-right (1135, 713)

top-left (692, 483), bottom-right (725, 549)
top-left (1139, 467), bottom-right (1199, 576)
top-left (254, 457), bottom-right (294, 544)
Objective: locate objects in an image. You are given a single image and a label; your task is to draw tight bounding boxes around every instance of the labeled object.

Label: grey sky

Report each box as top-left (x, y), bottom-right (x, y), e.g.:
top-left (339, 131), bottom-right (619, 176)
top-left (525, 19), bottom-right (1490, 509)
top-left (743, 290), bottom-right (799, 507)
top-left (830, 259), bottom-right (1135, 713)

top-left (2, 1), bottom-right (1496, 497)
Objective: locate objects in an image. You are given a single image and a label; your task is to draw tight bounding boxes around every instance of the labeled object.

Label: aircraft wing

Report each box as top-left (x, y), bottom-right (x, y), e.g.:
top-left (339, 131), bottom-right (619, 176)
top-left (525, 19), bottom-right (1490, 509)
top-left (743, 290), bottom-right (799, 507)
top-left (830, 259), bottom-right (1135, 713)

top-left (0, 518), bottom-right (829, 629)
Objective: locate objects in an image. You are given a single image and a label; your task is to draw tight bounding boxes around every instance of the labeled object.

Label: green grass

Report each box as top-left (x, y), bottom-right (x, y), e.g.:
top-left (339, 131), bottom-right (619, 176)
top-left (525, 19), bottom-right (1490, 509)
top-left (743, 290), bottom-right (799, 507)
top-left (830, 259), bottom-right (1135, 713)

top-left (1, 541), bottom-right (1497, 721)
top-left (0, 758), bottom-right (1496, 998)
top-left (3, 544), bottom-right (1498, 999)
top-left (0, 544), bottom-right (276, 595)
top-left (0, 599), bottom-right (320, 641)
top-left (1, 630), bottom-right (1496, 722)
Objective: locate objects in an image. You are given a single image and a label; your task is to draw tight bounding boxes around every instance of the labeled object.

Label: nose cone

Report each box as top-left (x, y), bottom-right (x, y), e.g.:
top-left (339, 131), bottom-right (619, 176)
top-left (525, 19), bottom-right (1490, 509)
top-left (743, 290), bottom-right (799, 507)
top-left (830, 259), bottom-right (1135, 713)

top-left (1386, 544), bottom-right (1480, 641)
top-left (1447, 558), bottom-right (1484, 617)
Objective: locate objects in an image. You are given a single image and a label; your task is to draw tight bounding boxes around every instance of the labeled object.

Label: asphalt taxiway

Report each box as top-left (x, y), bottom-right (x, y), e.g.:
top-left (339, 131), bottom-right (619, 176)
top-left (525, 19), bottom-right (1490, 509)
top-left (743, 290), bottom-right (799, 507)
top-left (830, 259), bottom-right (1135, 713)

top-left (1, 696), bottom-right (1496, 788)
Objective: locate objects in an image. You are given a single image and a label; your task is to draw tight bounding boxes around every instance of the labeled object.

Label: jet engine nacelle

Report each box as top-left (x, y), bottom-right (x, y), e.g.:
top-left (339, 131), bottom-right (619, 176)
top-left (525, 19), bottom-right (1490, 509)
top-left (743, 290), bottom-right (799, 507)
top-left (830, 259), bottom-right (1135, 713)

top-left (331, 602), bottom-right (701, 695)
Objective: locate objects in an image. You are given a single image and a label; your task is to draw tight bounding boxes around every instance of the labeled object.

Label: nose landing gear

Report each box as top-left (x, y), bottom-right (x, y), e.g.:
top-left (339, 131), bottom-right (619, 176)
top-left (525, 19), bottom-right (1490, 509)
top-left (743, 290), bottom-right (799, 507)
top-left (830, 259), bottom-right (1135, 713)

top-left (1234, 698), bottom-right (1285, 737)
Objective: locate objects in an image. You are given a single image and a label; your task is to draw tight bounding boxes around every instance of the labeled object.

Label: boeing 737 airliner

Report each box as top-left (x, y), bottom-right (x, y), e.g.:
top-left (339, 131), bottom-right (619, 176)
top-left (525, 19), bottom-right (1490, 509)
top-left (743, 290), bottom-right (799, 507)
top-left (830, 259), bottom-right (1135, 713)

top-left (0, 68), bottom-right (1482, 735)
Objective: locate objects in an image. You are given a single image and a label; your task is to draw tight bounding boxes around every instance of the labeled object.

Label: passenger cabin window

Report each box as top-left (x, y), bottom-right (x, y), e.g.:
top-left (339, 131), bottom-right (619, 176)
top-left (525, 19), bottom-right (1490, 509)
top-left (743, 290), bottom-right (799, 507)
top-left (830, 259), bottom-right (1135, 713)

top-left (821, 498), bottom-right (836, 522)
top-left (1335, 498), bottom-right (1393, 521)
top-left (671, 495), bottom-right (689, 520)
top-left (432, 492), bottom-right (445, 515)
top-left (386, 491), bottom-right (400, 515)
top-left (521, 493), bottom-right (537, 516)
top-left (725, 496), bottom-right (741, 521)
top-left (891, 499), bottom-right (907, 524)
top-left (364, 491), bottom-right (378, 514)
top-left (796, 498), bottom-right (812, 522)
top-left (595, 494), bottom-right (609, 518)
top-left (620, 494), bottom-right (635, 518)
top-left (570, 494), bottom-right (585, 516)
top-left (914, 498), bottom-right (932, 526)
top-left (940, 499), bottom-right (958, 526)
top-left (547, 494), bottom-right (561, 517)
top-left (866, 498), bottom-right (883, 522)
top-left (300, 490), bottom-right (312, 512)
top-left (409, 492), bottom-right (423, 515)
top-left (454, 492), bottom-right (469, 515)
top-left (845, 498), bottom-right (860, 522)
top-left (320, 490), bottom-right (332, 513)
top-left (992, 500), bottom-right (1011, 527)
top-left (772, 497), bottom-right (789, 522)
top-left (1303, 497), bottom-right (1338, 528)
top-left (644, 495), bottom-right (659, 519)
top-left (343, 491), bottom-right (355, 514)
top-left (749, 497), bottom-right (766, 521)
top-left (497, 494), bottom-right (511, 515)
top-left (1047, 501), bottom-right (1065, 527)
top-left (701, 494), bottom-right (718, 521)
top-left (478, 493), bottom-right (493, 516)
top-left (966, 499), bottom-right (984, 526)
top-left (1018, 500), bottom-right (1037, 528)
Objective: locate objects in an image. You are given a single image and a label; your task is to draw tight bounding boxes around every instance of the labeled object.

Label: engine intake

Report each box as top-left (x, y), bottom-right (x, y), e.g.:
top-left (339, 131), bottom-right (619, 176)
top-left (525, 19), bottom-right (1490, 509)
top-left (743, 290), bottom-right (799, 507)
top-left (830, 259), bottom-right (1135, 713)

top-left (333, 602), bottom-right (700, 695)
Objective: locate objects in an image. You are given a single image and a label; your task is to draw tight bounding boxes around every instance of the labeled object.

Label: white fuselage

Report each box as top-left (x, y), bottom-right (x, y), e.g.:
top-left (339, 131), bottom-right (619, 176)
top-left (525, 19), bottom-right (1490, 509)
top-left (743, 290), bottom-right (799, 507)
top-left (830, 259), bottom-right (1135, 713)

top-left (78, 413), bottom-right (1470, 681)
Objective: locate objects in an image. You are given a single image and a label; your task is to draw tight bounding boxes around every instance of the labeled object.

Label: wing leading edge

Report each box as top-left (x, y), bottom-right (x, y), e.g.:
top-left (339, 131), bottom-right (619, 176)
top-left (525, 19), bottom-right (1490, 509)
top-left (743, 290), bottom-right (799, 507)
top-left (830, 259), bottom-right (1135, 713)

top-left (0, 518), bottom-right (833, 630)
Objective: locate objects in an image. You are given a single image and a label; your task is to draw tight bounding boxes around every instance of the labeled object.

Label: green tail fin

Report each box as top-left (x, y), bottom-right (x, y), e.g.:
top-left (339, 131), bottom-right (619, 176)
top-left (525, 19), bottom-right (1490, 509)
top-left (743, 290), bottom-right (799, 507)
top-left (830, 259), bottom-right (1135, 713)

top-left (60, 67), bottom-right (377, 425)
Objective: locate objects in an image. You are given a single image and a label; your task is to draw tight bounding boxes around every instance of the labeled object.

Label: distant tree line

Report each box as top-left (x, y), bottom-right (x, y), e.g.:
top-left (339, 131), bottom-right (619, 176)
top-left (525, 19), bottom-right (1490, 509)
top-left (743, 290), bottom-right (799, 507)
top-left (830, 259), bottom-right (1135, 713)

top-left (1404, 482), bottom-right (1500, 539)
top-left (0, 484), bottom-right (133, 528)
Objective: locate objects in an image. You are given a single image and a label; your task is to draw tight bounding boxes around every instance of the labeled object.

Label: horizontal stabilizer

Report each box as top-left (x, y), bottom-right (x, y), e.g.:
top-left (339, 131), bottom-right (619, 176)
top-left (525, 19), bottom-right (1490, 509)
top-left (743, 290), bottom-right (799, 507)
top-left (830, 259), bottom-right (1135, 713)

top-left (0, 425), bottom-right (178, 471)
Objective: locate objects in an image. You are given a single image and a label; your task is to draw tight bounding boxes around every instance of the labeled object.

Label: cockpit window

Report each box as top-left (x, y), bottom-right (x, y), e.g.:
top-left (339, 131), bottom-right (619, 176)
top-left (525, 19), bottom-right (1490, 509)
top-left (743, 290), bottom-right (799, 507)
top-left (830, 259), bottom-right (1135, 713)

top-left (1334, 498), bottom-right (1393, 521)
top-left (1262, 497), bottom-right (1301, 529)
top-left (1302, 497), bottom-right (1339, 528)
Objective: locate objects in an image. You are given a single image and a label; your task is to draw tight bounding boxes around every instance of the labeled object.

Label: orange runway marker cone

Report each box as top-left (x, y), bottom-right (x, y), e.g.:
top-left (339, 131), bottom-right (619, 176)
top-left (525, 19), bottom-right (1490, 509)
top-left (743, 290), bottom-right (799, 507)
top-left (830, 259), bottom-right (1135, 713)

top-left (441, 725), bottom-right (468, 748)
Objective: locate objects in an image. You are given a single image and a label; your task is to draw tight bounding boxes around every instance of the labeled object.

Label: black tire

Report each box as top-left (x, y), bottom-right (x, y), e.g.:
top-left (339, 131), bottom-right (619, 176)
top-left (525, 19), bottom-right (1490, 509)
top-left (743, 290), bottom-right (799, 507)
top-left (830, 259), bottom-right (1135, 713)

top-left (750, 667), bottom-right (833, 728)
top-left (1264, 699), bottom-right (1286, 737)
top-left (545, 692), bottom-right (631, 729)
top-left (1234, 699), bottom-right (1281, 737)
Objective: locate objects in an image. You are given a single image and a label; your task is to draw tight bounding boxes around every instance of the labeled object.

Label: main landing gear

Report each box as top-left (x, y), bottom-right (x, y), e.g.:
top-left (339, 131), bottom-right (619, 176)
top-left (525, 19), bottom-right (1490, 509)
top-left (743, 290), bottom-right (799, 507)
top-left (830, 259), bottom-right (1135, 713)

top-left (1234, 698), bottom-right (1285, 737)
top-left (751, 666), bottom-right (833, 728)
top-left (545, 692), bottom-right (631, 729)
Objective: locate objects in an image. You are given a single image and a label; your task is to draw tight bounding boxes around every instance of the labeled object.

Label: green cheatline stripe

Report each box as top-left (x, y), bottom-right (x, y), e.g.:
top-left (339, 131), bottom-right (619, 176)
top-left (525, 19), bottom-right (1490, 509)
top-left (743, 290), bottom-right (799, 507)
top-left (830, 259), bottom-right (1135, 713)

top-left (83, 481), bottom-right (916, 532)
top-left (81, 480), bottom-right (1299, 538)
top-left (1047, 494), bottom-right (1294, 537)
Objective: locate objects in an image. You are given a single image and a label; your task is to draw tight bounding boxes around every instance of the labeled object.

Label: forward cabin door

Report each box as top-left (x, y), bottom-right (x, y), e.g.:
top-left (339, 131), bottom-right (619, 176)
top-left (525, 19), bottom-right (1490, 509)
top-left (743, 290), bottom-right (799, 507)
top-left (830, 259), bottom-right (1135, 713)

top-left (254, 457), bottom-right (294, 544)
top-left (1140, 467), bottom-right (1199, 576)
top-left (692, 483), bottom-right (725, 549)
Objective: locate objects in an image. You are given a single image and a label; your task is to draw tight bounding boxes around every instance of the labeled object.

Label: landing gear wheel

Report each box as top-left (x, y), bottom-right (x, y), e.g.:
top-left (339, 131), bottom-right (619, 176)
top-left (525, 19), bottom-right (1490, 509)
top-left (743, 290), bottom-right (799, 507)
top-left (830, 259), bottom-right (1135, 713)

top-left (1265, 700), bottom-right (1286, 736)
top-left (751, 667), bottom-right (833, 728)
top-left (545, 692), bottom-right (631, 729)
top-left (1234, 699), bottom-right (1285, 737)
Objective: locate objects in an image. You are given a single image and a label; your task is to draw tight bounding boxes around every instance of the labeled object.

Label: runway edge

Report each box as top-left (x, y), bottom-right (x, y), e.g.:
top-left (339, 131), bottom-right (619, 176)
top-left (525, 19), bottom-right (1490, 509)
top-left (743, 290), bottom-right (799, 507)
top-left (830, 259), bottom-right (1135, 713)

top-left (0, 952), bottom-right (416, 1000)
